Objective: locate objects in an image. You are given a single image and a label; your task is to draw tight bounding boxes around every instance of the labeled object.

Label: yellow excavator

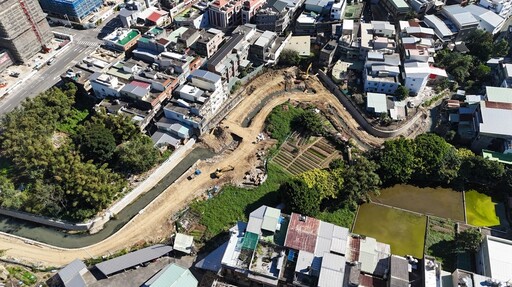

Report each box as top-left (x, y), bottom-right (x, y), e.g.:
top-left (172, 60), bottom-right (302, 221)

top-left (213, 165), bottom-right (235, 178)
top-left (300, 62), bottom-right (313, 80)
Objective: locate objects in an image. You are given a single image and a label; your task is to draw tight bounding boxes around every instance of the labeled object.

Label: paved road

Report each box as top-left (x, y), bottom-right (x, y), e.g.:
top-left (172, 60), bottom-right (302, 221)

top-left (0, 13), bottom-right (120, 115)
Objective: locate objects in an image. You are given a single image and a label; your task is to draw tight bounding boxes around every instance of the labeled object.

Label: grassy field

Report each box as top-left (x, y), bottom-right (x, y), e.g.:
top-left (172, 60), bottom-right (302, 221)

top-left (372, 184), bottom-right (465, 221)
top-left (317, 207), bottom-right (355, 229)
top-left (353, 203), bottom-right (427, 258)
top-left (6, 267), bottom-right (38, 286)
top-left (465, 190), bottom-right (500, 227)
top-left (191, 163), bottom-right (291, 239)
top-left (425, 217), bottom-right (456, 271)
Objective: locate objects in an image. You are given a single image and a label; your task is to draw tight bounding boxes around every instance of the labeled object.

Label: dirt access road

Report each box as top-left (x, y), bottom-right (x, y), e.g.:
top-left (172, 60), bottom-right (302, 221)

top-left (0, 70), bottom-right (383, 267)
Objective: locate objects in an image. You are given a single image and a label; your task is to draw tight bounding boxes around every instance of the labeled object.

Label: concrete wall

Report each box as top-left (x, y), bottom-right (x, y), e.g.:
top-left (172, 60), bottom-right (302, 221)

top-left (318, 70), bottom-right (424, 138)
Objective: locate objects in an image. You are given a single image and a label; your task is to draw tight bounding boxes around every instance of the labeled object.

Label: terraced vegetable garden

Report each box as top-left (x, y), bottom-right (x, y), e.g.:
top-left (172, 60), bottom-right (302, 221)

top-left (271, 133), bottom-right (341, 175)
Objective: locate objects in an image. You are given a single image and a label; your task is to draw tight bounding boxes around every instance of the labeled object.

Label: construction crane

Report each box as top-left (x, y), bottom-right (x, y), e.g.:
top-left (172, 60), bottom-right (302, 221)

top-left (212, 165), bottom-right (235, 179)
top-left (300, 62), bottom-right (313, 80)
top-left (17, 0), bottom-right (50, 53)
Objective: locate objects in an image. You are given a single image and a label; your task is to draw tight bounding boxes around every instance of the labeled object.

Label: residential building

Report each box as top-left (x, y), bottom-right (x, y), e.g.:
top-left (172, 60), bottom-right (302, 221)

top-left (285, 35), bottom-right (311, 56)
top-left (134, 26), bottom-right (199, 57)
top-left (359, 21), bottom-right (397, 60)
top-left (197, 205), bottom-right (392, 287)
top-left (319, 40), bottom-right (337, 66)
top-left (173, 6), bottom-right (210, 29)
top-left (241, 0), bottom-right (267, 24)
top-left (330, 1), bottom-right (347, 20)
top-left (338, 19), bottom-right (360, 59)
top-left (398, 20), bottom-right (447, 95)
top-left (423, 14), bottom-right (456, 43)
top-left (0, 0), bottom-right (53, 63)
top-left (497, 62), bottom-right (512, 88)
top-left (380, 0), bottom-right (411, 20)
top-left (474, 87), bottom-right (512, 142)
top-left (364, 52), bottom-right (401, 94)
top-left (479, 0), bottom-right (512, 18)
top-left (163, 69), bottom-right (227, 134)
top-left (103, 28), bottom-right (141, 52)
top-left (138, 7), bottom-right (170, 26)
top-left (304, 0), bottom-right (333, 14)
top-left (142, 264), bottom-right (198, 287)
top-left (442, 4), bottom-right (504, 36)
top-left (206, 31), bottom-right (248, 82)
top-left (409, 0), bottom-right (445, 15)
top-left (254, 0), bottom-right (304, 34)
top-left (249, 29), bottom-right (289, 65)
top-left (294, 11), bottom-right (317, 35)
top-left (195, 28), bottom-right (225, 58)
top-left (119, 1), bottom-right (146, 28)
top-left (403, 62), bottom-right (447, 95)
top-left (208, 0), bottom-right (243, 29)
top-left (89, 72), bottom-right (125, 98)
top-left (39, 0), bottom-right (102, 23)
top-left (367, 92), bottom-right (389, 114)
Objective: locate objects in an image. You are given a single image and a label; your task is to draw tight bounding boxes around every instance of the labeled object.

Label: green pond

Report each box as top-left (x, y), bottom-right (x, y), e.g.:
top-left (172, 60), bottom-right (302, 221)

top-left (372, 184), bottom-right (465, 221)
top-left (353, 203), bottom-right (427, 258)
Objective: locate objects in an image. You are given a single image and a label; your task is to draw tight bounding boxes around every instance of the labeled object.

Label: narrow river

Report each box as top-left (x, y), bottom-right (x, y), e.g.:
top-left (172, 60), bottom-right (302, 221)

top-left (0, 147), bottom-right (214, 248)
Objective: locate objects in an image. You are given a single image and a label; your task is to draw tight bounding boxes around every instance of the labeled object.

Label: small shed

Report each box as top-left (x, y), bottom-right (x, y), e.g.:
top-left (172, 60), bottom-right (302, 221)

top-left (174, 233), bottom-right (194, 254)
top-left (367, 92), bottom-right (389, 114)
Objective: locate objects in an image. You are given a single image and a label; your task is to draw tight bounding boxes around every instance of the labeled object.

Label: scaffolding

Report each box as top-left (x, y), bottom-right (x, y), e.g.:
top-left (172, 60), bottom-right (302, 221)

top-left (17, 0), bottom-right (50, 52)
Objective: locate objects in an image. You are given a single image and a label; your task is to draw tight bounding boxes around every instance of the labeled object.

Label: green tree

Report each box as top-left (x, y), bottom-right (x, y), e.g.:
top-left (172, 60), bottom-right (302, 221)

top-left (279, 49), bottom-right (300, 66)
top-left (455, 227), bottom-right (482, 253)
top-left (341, 156), bottom-right (381, 208)
top-left (115, 135), bottom-right (160, 174)
top-left (465, 30), bottom-right (495, 62)
top-left (493, 39), bottom-right (509, 57)
top-left (394, 86), bottom-right (409, 101)
top-left (76, 123), bottom-right (116, 163)
top-left (281, 178), bottom-right (321, 216)
top-left (296, 109), bottom-right (324, 135)
top-left (378, 138), bottom-right (416, 183)
top-left (413, 133), bottom-right (459, 182)
top-left (435, 50), bottom-right (474, 83)
top-left (297, 168), bottom-right (337, 200)
top-left (458, 155), bottom-right (505, 188)
top-left (266, 103), bottom-right (304, 144)
top-left (471, 64), bottom-right (491, 81)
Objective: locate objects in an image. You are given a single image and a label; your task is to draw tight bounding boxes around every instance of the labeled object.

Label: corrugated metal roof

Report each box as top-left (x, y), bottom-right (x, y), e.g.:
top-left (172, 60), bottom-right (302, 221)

top-left (58, 259), bottom-right (87, 287)
top-left (246, 217), bottom-right (263, 234)
top-left (486, 86), bottom-right (512, 104)
top-left (190, 69), bottom-right (221, 83)
top-left (318, 253), bottom-right (346, 287)
top-left (95, 245), bottom-right (173, 276)
top-left (143, 264), bottom-right (198, 287)
top-left (261, 207), bottom-right (280, 232)
top-left (174, 233), bottom-right (194, 254)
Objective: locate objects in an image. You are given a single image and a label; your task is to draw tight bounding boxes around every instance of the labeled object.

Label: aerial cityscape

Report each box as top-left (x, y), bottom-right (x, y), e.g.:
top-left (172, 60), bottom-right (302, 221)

top-left (0, 0), bottom-right (511, 285)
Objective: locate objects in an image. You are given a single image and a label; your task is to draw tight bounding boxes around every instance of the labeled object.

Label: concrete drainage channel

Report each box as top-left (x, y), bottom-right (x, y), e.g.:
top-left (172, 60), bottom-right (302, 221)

top-left (0, 147), bottom-right (214, 248)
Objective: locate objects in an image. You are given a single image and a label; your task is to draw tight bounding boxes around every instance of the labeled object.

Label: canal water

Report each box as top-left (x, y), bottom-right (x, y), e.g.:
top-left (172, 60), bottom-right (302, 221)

top-left (0, 147), bottom-right (214, 248)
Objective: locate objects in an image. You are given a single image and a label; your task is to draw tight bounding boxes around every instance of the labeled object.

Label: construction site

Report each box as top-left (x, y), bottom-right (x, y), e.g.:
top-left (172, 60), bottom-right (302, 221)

top-left (0, 66), bottom-right (432, 267)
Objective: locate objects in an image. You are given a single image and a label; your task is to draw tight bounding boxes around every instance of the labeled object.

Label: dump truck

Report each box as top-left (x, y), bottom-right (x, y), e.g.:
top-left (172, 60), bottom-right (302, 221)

top-left (213, 165), bottom-right (235, 178)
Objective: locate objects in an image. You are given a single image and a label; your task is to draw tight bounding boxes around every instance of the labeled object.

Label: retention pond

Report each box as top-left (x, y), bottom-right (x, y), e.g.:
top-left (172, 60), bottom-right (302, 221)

top-left (0, 147), bottom-right (214, 248)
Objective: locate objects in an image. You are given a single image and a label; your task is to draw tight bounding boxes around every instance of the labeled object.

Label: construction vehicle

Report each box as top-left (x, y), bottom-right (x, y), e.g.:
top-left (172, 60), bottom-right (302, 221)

top-left (188, 169), bottom-right (201, 180)
top-left (299, 62), bottom-right (313, 80)
top-left (212, 165), bottom-right (235, 178)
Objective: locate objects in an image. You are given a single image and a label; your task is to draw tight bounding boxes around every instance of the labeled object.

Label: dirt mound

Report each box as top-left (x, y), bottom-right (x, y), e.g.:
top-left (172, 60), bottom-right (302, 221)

top-left (200, 126), bottom-right (235, 153)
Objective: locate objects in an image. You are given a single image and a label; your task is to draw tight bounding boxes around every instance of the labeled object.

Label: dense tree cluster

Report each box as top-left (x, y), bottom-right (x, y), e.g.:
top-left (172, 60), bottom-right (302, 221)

top-left (281, 153), bottom-right (381, 216)
top-left (375, 133), bottom-right (509, 191)
top-left (0, 85), bottom-right (161, 221)
top-left (435, 30), bottom-right (509, 88)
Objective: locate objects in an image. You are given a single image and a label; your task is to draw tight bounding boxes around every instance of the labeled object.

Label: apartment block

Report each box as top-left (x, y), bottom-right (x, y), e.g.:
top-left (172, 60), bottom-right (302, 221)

top-left (242, 0), bottom-right (266, 24)
top-left (364, 52), bottom-right (401, 94)
top-left (195, 28), bottom-right (225, 58)
top-left (208, 0), bottom-right (244, 29)
top-left (359, 21), bottom-right (397, 60)
top-left (0, 0), bottom-right (53, 63)
top-left (39, 0), bottom-right (102, 23)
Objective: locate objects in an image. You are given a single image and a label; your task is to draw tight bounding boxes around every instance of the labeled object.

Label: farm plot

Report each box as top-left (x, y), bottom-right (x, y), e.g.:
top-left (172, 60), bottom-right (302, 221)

top-left (271, 133), bottom-right (341, 175)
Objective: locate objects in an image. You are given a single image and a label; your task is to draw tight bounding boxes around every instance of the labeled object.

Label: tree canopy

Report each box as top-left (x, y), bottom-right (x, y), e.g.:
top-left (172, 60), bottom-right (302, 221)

top-left (394, 86), bottom-right (409, 101)
top-left (279, 49), bottom-right (301, 66)
top-left (0, 85), bottom-right (162, 221)
top-left (455, 228), bottom-right (482, 253)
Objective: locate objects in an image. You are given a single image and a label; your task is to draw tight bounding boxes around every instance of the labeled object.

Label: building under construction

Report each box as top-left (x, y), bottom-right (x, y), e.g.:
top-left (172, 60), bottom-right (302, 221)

top-left (0, 0), bottom-right (53, 63)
